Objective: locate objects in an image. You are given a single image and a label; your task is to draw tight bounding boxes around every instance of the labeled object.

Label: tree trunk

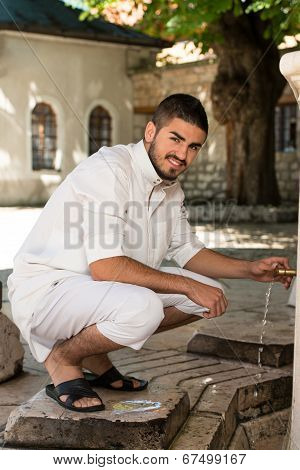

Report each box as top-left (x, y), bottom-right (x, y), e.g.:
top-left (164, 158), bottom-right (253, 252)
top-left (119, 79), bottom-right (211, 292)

top-left (210, 10), bottom-right (286, 205)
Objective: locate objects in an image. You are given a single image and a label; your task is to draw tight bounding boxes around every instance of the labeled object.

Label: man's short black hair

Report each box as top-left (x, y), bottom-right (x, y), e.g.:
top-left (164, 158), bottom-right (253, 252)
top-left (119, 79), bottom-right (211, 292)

top-left (151, 93), bottom-right (208, 134)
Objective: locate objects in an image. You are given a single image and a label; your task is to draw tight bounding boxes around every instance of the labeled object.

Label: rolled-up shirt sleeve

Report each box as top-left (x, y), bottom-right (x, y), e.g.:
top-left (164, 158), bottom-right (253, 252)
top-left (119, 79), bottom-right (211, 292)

top-left (165, 201), bottom-right (205, 268)
top-left (70, 163), bottom-right (129, 265)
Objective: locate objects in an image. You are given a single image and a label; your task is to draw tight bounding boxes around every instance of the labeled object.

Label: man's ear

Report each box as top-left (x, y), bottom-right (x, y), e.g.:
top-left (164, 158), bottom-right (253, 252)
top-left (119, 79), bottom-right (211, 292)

top-left (144, 121), bottom-right (157, 143)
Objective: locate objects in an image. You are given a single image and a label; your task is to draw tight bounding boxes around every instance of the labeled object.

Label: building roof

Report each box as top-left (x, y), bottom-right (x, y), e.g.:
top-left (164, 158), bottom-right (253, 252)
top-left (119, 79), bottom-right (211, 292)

top-left (0, 0), bottom-right (171, 48)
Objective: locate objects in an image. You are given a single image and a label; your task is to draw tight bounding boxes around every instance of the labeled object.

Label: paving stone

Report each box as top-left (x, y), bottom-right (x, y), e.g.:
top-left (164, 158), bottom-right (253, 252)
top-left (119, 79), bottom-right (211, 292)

top-left (0, 371), bottom-right (49, 405)
top-left (0, 312), bottom-right (24, 383)
top-left (241, 408), bottom-right (291, 450)
top-left (228, 425), bottom-right (250, 450)
top-left (109, 347), bottom-right (174, 363)
top-left (122, 356), bottom-right (220, 381)
top-left (0, 406), bottom-right (17, 429)
top-left (4, 386), bottom-right (190, 450)
top-left (120, 353), bottom-right (206, 373)
top-left (171, 413), bottom-right (225, 450)
top-left (113, 350), bottom-right (182, 367)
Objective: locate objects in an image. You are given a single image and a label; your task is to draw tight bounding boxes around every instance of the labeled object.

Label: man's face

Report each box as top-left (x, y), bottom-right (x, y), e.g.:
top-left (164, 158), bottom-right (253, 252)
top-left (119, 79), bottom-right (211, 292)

top-left (144, 117), bottom-right (207, 181)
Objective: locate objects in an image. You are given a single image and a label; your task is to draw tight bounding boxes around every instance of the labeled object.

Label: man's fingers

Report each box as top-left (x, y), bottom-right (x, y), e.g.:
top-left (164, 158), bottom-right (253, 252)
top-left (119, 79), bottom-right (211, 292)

top-left (203, 294), bottom-right (228, 319)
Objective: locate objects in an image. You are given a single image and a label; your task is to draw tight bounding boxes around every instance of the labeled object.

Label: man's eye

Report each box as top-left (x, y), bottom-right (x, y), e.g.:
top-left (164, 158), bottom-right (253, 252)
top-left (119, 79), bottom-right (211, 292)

top-left (171, 137), bottom-right (180, 142)
top-left (190, 145), bottom-right (200, 151)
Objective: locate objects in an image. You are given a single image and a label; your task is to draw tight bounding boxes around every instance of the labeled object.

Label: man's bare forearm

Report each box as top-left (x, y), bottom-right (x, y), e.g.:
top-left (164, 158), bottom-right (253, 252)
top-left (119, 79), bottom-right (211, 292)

top-left (89, 256), bottom-right (191, 295)
top-left (184, 248), bottom-right (251, 279)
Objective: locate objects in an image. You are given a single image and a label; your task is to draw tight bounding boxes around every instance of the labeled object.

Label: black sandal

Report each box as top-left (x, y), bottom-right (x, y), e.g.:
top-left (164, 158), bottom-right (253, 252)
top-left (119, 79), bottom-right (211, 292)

top-left (84, 366), bottom-right (148, 391)
top-left (45, 378), bottom-right (105, 412)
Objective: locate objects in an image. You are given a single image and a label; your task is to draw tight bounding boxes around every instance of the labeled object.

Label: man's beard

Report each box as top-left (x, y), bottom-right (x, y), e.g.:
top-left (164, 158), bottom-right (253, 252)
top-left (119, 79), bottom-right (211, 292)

top-left (148, 140), bottom-right (180, 181)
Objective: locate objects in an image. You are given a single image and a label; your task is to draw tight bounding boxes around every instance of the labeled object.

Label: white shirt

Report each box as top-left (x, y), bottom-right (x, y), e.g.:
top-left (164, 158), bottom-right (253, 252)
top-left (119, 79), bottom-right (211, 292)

top-left (7, 140), bottom-right (205, 342)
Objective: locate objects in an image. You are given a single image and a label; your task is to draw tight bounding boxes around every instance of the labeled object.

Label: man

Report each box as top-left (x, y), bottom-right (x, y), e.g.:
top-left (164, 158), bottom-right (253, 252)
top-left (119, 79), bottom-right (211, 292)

top-left (8, 94), bottom-right (291, 412)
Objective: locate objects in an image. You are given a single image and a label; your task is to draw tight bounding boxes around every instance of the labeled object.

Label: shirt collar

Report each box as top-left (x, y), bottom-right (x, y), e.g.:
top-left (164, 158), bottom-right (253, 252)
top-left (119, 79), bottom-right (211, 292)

top-left (132, 140), bottom-right (178, 189)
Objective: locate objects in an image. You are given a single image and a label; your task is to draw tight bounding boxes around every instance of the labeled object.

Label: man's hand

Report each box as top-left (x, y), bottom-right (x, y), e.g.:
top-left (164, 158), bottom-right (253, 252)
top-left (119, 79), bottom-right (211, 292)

top-left (184, 278), bottom-right (228, 319)
top-left (248, 256), bottom-right (292, 289)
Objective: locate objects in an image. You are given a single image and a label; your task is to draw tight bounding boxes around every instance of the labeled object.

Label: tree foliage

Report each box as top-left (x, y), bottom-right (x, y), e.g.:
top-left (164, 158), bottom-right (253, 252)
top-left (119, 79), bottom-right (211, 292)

top-left (75, 0), bottom-right (299, 52)
top-left (65, 0), bottom-right (299, 205)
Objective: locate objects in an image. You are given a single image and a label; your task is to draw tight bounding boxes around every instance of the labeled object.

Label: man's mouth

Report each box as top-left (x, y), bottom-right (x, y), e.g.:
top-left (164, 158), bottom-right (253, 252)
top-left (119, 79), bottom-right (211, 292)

top-left (167, 157), bottom-right (184, 168)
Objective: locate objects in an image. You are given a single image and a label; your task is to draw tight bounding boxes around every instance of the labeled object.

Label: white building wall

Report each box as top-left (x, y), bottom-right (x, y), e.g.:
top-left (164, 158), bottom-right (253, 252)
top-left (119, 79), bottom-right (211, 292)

top-left (0, 31), bottom-right (134, 205)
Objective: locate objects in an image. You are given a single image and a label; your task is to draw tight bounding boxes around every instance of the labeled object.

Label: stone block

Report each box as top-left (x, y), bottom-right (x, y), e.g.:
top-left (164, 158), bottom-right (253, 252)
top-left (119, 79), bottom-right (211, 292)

top-left (4, 386), bottom-right (190, 450)
top-left (291, 171), bottom-right (299, 181)
top-left (291, 162), bottom-right (299, 171)
top-left (237, 373), bottom-right (292, 420)
top-left (187, 332), bottom-right (293, 367)
top-left (203, 190), bottom-right (213, 198)
top-left (183, 182), bottom-right (194, 189)
top-left (171, 413), bottom-right (224, 450)
top-left (241, 408), bottom-right (291, 450)
top-left (195, 383), bottom-right (238, 447)
top-left (0, 312), bottom-right (24, 383)
top-left (228, 425), bottom-right (250, 450)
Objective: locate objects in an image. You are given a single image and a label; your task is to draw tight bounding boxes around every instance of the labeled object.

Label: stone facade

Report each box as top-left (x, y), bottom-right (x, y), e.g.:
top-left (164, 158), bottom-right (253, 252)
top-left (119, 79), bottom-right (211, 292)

top-left (132, 60), bottom-right (299, 203)
top-left (0, 31), bottom-right (158, 206)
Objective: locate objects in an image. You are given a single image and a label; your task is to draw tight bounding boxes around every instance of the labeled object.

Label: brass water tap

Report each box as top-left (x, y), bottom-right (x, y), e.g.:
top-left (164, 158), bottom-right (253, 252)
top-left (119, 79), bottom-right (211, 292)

top-left (274, 267), bottom-right (297, 277)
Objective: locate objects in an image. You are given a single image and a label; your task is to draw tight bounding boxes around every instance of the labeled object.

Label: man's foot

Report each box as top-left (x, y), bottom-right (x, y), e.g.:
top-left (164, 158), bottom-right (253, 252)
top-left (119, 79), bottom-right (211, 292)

top-left (84, 366), bottom-right (148, 391)
top-left (82, 354), bottom-right (145, 390)
top-left (46, 378), bottom-right (105, 412)
top-left (44, 345), bottom-right (103, 409)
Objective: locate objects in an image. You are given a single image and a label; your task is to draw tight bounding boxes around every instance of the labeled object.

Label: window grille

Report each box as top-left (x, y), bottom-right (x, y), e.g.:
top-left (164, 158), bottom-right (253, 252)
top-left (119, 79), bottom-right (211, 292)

top-left (275, 103), bottom-right (297, 152)
top-left (32, 103), bottom-right (57, 170)
top-left (88, 106), bottom-right (112, 155)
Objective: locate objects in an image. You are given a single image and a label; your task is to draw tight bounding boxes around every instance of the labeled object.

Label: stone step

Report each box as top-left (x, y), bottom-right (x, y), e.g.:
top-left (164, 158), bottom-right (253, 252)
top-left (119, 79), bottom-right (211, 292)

top-left (171, 368), bottom-right (292, 449)
top-left (4, 385), bottom-right (190, 450)
top-left (187, 332), bottom-right (293, 367)
top-left (186, 281), bottom-right (294, 368)
top-left (229, 408), bottom-right (291, 450)
top-left (2, 349), bottom-right (292, 450)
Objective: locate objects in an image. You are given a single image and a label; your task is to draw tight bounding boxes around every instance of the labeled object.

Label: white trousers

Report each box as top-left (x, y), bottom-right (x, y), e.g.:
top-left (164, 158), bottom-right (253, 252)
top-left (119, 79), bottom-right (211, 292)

top-left (30, 266), bottom-right (223, 363)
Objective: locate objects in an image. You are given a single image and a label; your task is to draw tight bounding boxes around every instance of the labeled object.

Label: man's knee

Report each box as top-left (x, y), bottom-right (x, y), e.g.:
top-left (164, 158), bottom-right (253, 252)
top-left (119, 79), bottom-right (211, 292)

top-left (119, 287), bottom-right (164, 341)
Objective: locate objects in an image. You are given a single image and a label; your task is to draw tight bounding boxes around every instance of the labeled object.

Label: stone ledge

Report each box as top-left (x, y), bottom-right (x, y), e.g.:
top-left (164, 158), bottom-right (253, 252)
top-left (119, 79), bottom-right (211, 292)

top-left (186, 203), bottom-right (298, 223)
top-left (2, 347), bottom-right (292, 450)
top-left (187, 332), bottom-right (293, 367)
top-left (4, 386), bottom-right (190, 450)
top-left (229, 408), bottom-right (291, 450)
top-left (171, 369), bottom-right (292, 449)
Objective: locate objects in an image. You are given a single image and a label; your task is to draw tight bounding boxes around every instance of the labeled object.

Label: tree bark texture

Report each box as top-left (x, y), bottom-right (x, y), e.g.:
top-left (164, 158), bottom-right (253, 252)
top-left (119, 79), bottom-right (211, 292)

top-left (210, 10), bottom-right (286, 205)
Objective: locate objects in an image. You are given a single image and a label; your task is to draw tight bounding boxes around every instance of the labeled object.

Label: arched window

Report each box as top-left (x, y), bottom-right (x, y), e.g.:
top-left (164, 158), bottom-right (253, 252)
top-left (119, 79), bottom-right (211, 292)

top-left (88, 105), bottom-right (112, 155)
top-left (31, 103), bottom-right (57, 170)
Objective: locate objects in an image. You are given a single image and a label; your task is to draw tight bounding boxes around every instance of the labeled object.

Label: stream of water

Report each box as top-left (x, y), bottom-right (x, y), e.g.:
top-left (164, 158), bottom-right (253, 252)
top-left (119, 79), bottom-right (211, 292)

top-left (257, 281), bottom-right (274, 369)
top-left (254, 281), bottom-right (274, 396)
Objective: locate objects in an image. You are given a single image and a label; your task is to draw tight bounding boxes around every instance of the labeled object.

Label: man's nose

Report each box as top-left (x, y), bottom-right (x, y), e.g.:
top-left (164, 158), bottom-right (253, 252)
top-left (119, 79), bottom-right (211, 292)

top-left (176, 145), bottom-right (188, 161)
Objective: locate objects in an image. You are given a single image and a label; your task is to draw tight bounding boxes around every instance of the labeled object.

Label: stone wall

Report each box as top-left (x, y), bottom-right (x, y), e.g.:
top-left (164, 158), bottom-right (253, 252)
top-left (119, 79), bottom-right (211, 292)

top-left (276, 151), bottom-right (299, 202)
top-left (132, 61), bottom-right (299, 203)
